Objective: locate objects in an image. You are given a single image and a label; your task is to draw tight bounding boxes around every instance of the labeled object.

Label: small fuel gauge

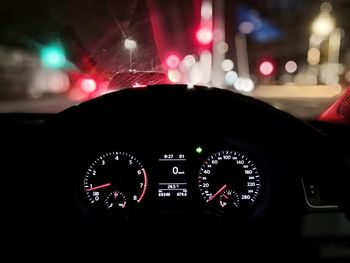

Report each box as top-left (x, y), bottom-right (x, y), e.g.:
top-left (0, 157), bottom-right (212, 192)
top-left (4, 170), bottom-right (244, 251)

top-left (104, 191), bottom-right (127, 211)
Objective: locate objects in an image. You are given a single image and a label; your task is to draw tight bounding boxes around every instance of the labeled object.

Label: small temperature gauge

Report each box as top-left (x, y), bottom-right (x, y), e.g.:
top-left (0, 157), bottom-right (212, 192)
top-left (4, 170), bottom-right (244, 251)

top-left (105, 191), bottom-right (127, 211)
top-left (219, 189), bottom-right (240, 209)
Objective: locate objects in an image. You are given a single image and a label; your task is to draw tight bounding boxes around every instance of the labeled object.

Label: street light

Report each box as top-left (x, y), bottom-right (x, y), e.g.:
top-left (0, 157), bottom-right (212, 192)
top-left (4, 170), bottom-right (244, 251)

top-left (124, 38), bottom-right (137, 70)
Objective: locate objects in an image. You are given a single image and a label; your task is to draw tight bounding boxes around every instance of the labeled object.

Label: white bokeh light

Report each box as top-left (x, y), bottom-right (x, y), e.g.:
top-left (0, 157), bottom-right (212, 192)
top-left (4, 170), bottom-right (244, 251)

top-left (124, 39), bottom-right (137, 50)
top-left (179, 60), bottom-right (191, 72)
top-left (168, 69), bottom-right (182, 83)
top-left (234, 78), bottom-right (254, 92)
top-left (225, 71), bottom-right (238, 85)
top-left (221, 59), bottom-right (234, 72)
top-left (238, 22), bottom-right (255, 34)
top-left (217, 42), bottom-right (228, 54)
top-left (285, 61), bottom-right (298, 74)
top-left (184, 55), bottom-right (196, 67)
top-left (201, 1), bottom-right (212, 19)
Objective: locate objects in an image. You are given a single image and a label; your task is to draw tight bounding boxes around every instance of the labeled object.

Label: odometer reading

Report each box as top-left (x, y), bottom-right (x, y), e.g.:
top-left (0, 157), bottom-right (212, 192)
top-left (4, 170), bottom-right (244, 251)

top-left (198, 150), bottom-right (261, 209)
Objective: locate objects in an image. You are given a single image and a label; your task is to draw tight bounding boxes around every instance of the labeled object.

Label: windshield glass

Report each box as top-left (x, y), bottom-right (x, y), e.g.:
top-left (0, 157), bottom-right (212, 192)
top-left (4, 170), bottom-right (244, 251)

top-left (0, 0), bottom-right (348, 118)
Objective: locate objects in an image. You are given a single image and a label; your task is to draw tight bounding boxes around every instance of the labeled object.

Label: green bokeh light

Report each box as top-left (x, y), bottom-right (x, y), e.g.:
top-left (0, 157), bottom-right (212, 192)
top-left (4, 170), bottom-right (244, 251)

top-left (40, 43), bottom-right (66, 69)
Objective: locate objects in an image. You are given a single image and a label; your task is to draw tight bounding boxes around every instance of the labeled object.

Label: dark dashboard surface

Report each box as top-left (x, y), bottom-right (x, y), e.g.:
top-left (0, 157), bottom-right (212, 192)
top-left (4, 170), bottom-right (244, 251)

top-left (1, 85), bottom-right (350, 260)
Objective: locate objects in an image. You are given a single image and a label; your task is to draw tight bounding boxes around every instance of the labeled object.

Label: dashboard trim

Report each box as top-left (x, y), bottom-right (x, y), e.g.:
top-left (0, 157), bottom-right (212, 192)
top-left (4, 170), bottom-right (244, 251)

top-left (301, 178), bottom-right (338, 210)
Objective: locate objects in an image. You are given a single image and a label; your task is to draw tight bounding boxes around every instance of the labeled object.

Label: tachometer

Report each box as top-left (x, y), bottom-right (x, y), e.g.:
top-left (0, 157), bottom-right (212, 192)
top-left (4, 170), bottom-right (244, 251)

top-left (84, 152), bottom-right (147, 211)
top-left (198, 150), bottom-right (261, 210)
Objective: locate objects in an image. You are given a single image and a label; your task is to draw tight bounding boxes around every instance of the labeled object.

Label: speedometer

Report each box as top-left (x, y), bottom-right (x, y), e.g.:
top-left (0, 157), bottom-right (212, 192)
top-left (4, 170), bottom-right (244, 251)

top-left (198, 150), bottom-right (261, 210)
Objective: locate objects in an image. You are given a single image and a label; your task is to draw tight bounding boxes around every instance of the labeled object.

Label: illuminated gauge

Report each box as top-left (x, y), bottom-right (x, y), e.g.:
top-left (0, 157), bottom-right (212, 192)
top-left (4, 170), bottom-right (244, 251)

top-left (84, 152), bottom-right (147, 211)
top-left (105, 191), bottom-right (127, 211)
top-left (198, 150), bottom-right (261, 209)
top-left (219, 189), bottom-right (240, 209)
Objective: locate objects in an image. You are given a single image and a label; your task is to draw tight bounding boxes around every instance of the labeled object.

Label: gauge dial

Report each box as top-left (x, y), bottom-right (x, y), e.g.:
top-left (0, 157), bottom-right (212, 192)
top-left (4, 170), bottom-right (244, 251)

top-left (84, 152), bottom-right (147, 211)
top-left (198, 150), bottom-right (261, 209)
top-left (105, 191), bottom-right (127, 211)
top-left (219, 189), bottom-right (240, 209)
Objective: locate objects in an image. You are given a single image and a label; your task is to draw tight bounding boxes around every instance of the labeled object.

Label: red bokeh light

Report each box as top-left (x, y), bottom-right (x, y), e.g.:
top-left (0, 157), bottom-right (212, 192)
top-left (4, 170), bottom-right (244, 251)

top-left (166, 54), bottom-right (180, 69)
top-left (80, 78), bottom-right (97, 93)
top-left (196, 27), bottom-right (213, 45)
top-left (259, 61), bottom-right (274, 76)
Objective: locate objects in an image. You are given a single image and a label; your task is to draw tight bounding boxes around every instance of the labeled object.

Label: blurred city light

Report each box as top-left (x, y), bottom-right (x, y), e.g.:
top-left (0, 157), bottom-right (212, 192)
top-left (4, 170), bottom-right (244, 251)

top-left (80, 78), bottom-right (97, 93)
top-left (235, 34), bottom-right (250, 81)
top-left (312, 13), bottom-right (335, 38)
top-left (69, 88), bottom-right (88, 101)
top-left (238, 22), bottom-right (255, 34)
top-left (30, 69), bottom-right (69, 99)
top-left (310, 34), bottom-right (323, 47)
top-left (328, 28), bottom-right (341, 63)
top-left (307, 47), bottom-right (321, 65)
top-left (167, 69), bottom-right (182, 83)
top-left (189, 63), bottom-right (203, 84)
top-left (221, 59), bottom-right (234, 72)
top-left (213, 29), bottom-right (224, 42)
top-left (225, 71), bottom-right (238, 85)
top-left (234, 77), bottom-right (254, 92)
top-left (320, 2), bottom-right (333, 13)
top-left (200, 50), bottom-right (212, 84)
top-left (47, 71), bottom-right (70, 93)
top-left (216, 42), bottom-right (228, 54)
top-left (237, 5), bottom-right (281, 43)
top-left (40, 43), bottom-right (66, 69)
top-left (184, 55), bottom-right (196, 67)
top-left (259, 61), bottom-right (274, 76)
top-left (124, 38), bottom-right (137, 70)
top-left (196, 27), bottom-right (213, 45)
top-left (179, 60), bottom-right (191, 72)
top-left (320, 63), bottom-right (340, 85)
top-left (285, 61), bottom-right (298, 74)
top-left (166, 54), bottom-right (180, 69)
top-left (124, 39), bottom-right (137, 50)
top-left (200, 50), bottom-right (212, 64)
top-left (201, 0), bottom-right (212, 19)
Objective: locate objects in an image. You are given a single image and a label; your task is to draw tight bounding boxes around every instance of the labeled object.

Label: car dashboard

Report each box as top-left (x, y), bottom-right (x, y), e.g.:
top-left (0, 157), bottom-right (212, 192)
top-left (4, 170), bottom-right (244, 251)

top-left (1, 85), bottom-right (350, 260)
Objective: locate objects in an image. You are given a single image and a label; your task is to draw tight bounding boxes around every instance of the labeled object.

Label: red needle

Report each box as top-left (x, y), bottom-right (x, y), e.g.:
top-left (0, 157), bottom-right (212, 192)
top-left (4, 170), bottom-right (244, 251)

top-left (222, 194), bottom-right (229, 199)
top-left (86, 183), bottom-right (111, 191)
top-left (207, 184), bottom-right (227, 202)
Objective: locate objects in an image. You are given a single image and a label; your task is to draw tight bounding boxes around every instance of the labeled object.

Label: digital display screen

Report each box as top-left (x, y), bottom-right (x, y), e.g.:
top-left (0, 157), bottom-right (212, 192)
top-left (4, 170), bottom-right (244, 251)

top-left (157, 153), bottom-right (188, 199)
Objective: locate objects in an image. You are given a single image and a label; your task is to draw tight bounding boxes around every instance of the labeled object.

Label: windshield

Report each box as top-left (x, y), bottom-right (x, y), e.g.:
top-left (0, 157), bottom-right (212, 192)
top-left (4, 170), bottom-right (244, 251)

top-left (0, 0), bottom-right (348, 118)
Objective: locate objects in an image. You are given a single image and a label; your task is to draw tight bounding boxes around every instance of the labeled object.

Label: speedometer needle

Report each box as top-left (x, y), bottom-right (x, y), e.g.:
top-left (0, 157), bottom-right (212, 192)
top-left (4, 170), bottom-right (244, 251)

top-left (207, 184), bottom-right (227, 202)
top-left (86, 183), bottom-right (111, 191)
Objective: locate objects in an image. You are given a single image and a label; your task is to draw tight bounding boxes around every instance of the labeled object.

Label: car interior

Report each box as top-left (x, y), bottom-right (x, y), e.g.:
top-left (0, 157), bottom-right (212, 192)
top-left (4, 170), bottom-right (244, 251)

top-left (1, 0), bottom-right (350, 261)
top-left (1, 84), bottom-right (349, 260)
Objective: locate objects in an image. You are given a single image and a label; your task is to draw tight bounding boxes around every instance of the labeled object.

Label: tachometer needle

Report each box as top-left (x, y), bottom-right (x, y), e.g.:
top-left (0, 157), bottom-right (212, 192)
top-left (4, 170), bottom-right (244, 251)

top-left (86, 183), bottom-right (111, 191)
top-left (207, 184), bottom-right (227, 202)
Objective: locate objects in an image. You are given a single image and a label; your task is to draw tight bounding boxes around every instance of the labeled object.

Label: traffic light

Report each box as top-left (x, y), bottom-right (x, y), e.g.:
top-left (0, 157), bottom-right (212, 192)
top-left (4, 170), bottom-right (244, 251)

top-left (40, 42), bottom-right (66, 69)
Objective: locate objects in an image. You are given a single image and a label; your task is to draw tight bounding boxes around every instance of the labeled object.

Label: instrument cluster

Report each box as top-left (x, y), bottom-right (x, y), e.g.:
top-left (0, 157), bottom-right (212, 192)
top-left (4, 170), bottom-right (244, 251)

top-left (81, 141), bottom-right (267, 218)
